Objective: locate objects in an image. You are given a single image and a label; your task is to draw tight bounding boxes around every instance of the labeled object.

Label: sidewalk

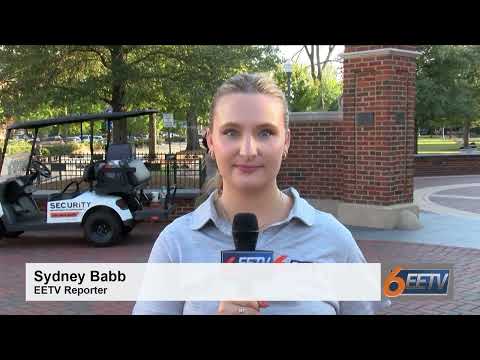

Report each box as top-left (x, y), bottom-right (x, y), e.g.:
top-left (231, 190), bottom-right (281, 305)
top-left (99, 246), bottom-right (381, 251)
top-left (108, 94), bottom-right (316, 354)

top-left (349, 212), bottom-right (480, 249)
top-left (349, 175), bottom-right (480, 249)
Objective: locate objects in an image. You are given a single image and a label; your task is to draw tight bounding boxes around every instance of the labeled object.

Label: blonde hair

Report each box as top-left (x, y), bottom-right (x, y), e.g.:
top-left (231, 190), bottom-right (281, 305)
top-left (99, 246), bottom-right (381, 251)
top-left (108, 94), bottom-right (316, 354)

top-left (194, 73), bottom-right (289, 208)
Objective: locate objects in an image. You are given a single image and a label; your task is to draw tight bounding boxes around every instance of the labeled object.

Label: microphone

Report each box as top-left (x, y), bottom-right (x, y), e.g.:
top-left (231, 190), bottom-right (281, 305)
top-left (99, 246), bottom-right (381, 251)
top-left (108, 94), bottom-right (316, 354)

top-left (221, 213), bottom-right (274, 263)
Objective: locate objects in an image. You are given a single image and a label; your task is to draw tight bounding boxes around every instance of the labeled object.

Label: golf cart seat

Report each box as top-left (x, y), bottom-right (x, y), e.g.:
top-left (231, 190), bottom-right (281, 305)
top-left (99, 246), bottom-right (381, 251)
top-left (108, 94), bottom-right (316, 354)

top-left (106, 143), bottom-right (135, 161)
top-left (3, 178), bottom-right (39, 217)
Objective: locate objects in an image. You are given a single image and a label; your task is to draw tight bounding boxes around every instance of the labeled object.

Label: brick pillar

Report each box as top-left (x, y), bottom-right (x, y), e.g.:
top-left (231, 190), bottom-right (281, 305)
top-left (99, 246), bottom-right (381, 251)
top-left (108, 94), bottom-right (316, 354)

top-left (337, 45), bottom-right (422, 229)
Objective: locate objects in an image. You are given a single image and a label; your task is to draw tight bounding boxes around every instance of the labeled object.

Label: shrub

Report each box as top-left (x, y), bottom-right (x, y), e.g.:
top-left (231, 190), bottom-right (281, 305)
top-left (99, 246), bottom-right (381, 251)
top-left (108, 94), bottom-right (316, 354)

top-left (39, 147), bottom-right (50, 157)
top-left (0, 140), bottom-right (32, 155)
top-left (40, 142), bottom-right (91, 157)
top-left (0, 139), bottom-right (105, 158)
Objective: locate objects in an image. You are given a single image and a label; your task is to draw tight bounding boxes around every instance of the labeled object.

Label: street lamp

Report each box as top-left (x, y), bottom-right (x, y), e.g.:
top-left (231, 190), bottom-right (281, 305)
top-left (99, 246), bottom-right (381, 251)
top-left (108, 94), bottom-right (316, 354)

top-left (284, 60), bottom-right (293, 110)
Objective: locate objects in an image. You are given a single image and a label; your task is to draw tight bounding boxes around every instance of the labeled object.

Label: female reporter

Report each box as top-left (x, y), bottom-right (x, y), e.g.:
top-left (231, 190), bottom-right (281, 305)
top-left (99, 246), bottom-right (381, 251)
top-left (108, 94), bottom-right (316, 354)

top-left (133, 73), bottom-right (388, 315)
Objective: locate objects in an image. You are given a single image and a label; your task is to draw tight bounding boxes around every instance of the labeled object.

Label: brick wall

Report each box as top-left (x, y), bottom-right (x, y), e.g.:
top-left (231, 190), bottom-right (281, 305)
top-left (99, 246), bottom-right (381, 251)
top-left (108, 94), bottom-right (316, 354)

top-left (415, 154), bottom-right (480, 176)
top-left (279, 46), bottom-right (418, 207)
top-left (277, 116), bottom-right (342, 200)
top-left (340, 45), bottom-right (417, 206)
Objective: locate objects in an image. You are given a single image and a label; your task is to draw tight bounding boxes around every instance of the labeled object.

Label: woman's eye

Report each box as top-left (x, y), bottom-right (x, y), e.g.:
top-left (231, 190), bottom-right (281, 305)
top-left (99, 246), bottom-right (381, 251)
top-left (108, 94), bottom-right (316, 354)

top-left (223, 129), bottom-right (237, 137)
top-left (222, 129), bottom-right (274, 137)
top-left (259, 129), bottom-right (274, 137)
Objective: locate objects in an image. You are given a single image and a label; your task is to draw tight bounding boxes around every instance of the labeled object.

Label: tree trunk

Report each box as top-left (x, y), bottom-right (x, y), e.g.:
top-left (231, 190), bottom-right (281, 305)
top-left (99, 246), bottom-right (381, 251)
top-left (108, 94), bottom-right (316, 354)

top-left (148, 113), bottom-right (157, 158)
top-left (186, 106), bottom-right (200, 151)
top-left (463, 119), bottom-right (471, 148)
top-left (110, 46), bottom-right (127, 144)
top-left (2, 115), bottom-right (14, 140)
top-left (304, 46), bottom-right (316, 80)
top-left (315, 47), bottom-right (325, 110)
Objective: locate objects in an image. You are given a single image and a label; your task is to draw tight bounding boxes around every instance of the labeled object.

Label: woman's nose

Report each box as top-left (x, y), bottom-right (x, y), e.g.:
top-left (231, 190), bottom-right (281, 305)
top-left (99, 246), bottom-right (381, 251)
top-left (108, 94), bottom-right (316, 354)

top-left (239, 135), bottom-right (258, 157)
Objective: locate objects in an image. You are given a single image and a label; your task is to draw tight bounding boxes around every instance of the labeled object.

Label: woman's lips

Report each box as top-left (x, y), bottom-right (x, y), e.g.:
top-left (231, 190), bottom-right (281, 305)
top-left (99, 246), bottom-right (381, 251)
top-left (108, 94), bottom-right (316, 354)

top-left (234, 165), bottom-right (262, 174)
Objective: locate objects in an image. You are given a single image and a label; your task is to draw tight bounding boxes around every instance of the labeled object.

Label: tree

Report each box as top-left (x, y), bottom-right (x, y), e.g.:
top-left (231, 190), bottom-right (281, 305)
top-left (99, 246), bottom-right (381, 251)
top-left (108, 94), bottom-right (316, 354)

top-left (0, 45), bottom-right (280, 152)
top-left (302, 45), bottom-right (339, 109)
top-left (303, 46), bottom-right (336, 81)
top-left (416, 45), bottom-right (480, 148)
top-left (160, 46), bottom-right (280, 151)
top-left (273, 63), bottom-right (342, 112)
top-left (0, 45), bottom-right (184, 143)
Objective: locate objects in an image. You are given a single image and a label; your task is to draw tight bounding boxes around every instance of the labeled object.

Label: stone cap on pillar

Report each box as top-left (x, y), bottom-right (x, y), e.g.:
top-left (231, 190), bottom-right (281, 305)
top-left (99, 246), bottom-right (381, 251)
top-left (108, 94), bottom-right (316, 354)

top-left (340, 47), bottom-right (422, 59)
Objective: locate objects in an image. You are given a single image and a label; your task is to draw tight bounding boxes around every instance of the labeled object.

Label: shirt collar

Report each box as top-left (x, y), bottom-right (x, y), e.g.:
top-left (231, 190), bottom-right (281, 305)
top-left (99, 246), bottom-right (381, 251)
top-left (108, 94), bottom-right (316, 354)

top-left (190, 187), bottom-right (315, 231)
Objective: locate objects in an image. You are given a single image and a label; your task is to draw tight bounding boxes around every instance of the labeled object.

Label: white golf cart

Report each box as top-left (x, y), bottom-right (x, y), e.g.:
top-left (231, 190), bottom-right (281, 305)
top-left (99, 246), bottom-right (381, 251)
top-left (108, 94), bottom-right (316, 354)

top-left (0, 110), bottom-right (176, 246)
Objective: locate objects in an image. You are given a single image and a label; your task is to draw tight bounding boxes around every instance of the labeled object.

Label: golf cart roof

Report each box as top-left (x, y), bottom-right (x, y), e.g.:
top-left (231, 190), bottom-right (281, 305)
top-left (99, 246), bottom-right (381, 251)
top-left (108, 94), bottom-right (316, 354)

top-left (7, 110), bottom-right (158, 130)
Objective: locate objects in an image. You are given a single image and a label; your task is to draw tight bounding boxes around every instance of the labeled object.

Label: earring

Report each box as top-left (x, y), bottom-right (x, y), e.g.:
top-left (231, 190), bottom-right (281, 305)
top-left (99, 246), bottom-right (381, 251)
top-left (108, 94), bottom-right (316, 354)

top-left (209, 150), bottom-right (215, 160)
top-left (282, 151), bottom-right (288, 160)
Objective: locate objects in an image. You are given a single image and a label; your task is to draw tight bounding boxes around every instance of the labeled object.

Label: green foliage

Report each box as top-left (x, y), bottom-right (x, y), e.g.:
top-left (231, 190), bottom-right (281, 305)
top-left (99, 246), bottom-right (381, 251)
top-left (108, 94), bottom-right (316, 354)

top-left (3, 139), bottom-right (32, 155)
top-left (273, 63), bottom-right (342, 112)
top-left (41, 143), bottom-right (77, 156)
top-left (0, 46), bottom-right (107, 117)
top-left (0, 139), bottom-right (47, 157)
top-left (160, 46), bottom-right (280, 116)
top-left (319, 66), bottom-right (343, 111)
top-left (0, 45), bottom-right (168, 130)
top-left (0, 139), bottom-right (99, 157)
top-left (417, 136), bottom-right (480, 154)
top-left (0, 45), bottom-right (281, 148)
top-left (159, 45), bottom-right (281, 149)
top-left (416, 45), bottom-right (480, 130)
top-left (417, 137), bottom-right (461, 154)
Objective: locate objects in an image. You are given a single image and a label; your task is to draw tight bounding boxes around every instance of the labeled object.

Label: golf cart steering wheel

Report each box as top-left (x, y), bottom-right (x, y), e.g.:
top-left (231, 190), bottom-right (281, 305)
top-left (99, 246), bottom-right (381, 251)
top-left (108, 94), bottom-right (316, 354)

top-left (31, 160), bottom-right (52, 179)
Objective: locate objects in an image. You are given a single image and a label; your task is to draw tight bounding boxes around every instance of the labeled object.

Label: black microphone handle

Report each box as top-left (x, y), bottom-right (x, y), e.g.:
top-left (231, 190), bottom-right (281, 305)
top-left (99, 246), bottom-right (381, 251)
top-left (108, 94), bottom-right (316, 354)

top-left (233, 231), bottom-right (259, 251)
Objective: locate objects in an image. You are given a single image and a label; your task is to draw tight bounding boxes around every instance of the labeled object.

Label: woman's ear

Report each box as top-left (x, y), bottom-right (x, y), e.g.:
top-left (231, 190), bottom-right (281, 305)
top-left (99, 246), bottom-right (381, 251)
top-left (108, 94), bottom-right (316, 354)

top-left (285, 128), bottom-right (291, 154)
top-left (206, 128), bottom-right (214, 153)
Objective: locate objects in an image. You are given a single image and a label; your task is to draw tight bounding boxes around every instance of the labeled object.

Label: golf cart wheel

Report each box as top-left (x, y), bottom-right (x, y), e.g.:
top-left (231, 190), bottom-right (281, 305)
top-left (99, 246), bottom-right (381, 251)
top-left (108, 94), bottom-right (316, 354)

top-left (122, 225), bottom-right (134, 234)
top-left (4, 231), bottom-right (24, 238)
top-left (84, 209), bottom-right (123, 247)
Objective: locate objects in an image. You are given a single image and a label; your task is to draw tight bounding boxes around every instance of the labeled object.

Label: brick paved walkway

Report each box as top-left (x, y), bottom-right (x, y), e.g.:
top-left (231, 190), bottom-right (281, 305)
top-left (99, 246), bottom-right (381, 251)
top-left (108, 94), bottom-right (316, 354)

top-left (1, 224), bottom-right (479, 315)
top-left (0, 225), bottom-right (157, 315)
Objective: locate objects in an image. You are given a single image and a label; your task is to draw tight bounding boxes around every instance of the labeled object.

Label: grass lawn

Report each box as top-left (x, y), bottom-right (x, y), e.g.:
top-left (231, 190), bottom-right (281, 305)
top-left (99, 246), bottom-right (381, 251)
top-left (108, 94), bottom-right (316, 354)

top-left (417, 136), bottom-right (480, 154)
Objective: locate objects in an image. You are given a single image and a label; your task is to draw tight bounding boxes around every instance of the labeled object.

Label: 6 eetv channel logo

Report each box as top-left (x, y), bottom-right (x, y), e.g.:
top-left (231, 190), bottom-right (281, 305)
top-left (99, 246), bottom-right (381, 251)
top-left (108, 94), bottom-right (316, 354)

top-left (382, 264), bottom-right (454, 300)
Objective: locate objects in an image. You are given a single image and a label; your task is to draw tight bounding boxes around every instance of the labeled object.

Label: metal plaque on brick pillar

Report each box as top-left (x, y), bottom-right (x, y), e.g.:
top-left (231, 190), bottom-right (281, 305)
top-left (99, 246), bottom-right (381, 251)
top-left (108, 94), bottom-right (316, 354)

top-left (356, 112), bottom-right (375, 127)
top-left (394, 112), bottom-right (405, 125)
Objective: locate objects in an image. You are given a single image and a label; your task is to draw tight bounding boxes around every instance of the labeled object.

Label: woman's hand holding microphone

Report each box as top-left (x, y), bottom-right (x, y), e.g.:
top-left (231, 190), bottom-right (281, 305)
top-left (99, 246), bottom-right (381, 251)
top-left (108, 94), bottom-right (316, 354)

top-left (217, 301), bottom-right (269, 315)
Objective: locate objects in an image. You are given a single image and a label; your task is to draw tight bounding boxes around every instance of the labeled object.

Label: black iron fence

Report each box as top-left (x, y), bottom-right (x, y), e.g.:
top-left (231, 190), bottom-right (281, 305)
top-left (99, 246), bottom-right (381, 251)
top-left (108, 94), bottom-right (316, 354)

top-left (34, 152), bottom-right (207, 192)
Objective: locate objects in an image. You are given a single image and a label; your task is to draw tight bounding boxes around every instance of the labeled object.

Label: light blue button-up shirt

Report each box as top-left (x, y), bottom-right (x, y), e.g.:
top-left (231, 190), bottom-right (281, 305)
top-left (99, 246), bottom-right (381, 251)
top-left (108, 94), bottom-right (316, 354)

top-left (133, 187), bottom-right (389, 315)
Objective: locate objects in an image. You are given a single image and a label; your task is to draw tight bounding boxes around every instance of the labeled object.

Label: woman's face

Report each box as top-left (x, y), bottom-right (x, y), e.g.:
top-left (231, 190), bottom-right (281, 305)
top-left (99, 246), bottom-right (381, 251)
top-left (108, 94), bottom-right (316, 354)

top-left (207, 93), bottom-right (290, 193)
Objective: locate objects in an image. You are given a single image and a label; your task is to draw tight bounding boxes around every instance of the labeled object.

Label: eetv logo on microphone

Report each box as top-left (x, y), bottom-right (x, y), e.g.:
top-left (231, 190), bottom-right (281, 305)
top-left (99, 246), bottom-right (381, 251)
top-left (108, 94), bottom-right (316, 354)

top-left (382, 263), bottom-right (454, 300)
top-left (221, 250), bottom-right (274, 263)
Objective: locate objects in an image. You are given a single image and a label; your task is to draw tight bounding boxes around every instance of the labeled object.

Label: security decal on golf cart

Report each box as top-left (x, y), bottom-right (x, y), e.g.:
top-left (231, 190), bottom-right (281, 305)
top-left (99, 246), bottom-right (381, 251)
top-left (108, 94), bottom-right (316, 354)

top-left (48, 199), bottom-right (92, 219)
top-left (0, 110), bottom-right (177, 246)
